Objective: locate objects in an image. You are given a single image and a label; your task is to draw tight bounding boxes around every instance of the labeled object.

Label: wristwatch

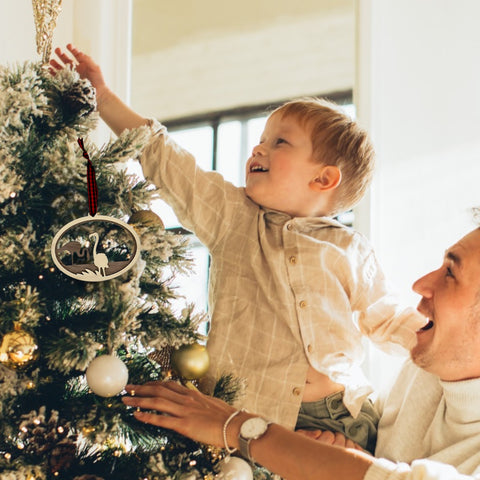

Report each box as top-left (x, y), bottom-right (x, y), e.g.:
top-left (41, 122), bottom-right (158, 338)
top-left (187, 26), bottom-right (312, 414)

top-left (238, 417), bottom-right (272, 463)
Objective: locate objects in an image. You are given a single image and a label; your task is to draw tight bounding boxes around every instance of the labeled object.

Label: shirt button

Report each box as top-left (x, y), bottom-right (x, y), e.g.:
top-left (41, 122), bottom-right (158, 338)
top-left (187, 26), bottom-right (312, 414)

top-left (286, 223), bottom-right (293, 231)
top-left (307, 344), bottom-right (313, 353)
top-left (289, 256), bottom-right (297, 265)
top-left (299, 300), bottom-right (307, 308)
top-left (292, 387), bottom-right (302, 396)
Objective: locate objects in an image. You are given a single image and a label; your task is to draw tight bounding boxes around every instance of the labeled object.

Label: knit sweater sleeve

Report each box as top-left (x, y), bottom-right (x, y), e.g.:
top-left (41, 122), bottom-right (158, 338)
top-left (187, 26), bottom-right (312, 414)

top-left (365, 458), bottom-right (479, 480)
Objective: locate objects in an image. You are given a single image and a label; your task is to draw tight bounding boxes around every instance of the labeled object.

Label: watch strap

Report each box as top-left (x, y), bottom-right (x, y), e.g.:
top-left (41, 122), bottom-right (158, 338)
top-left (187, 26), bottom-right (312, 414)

top-left (238, 433), bottom-right (251, 461)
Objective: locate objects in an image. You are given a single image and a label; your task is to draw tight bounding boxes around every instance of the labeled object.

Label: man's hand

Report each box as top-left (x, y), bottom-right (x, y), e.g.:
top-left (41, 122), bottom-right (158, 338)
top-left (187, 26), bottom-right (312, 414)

top-left (122, 380), bottom-right (238, 448)
top-left (296, 429), bottom-right (366, 451)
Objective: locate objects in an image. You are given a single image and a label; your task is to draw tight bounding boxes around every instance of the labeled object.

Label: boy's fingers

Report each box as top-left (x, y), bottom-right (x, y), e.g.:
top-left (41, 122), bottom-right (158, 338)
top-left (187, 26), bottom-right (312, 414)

top-left (49, 59), bottom-right (62, 70)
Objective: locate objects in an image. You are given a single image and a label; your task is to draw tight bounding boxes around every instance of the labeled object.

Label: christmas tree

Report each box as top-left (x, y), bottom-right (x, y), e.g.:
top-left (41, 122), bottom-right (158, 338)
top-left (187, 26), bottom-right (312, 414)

top-left (0, 45), bottom-right (252, 480)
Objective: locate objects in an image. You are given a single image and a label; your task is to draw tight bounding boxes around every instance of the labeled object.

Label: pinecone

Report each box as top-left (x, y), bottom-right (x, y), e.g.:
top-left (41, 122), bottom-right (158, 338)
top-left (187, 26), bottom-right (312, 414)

top-left (18, 406), bottom-right (77, 473)
top-left (48, 437), bottom-right (78, 474)
top-left (61, 78), bottom-right (97, 120)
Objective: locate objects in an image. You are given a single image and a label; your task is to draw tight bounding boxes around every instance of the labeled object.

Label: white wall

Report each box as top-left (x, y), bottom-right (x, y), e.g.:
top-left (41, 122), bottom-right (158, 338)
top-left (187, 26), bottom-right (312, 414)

top-left (357, 0), bottom-right (480, 386)
top-left (0, 0), bottom-right (131, 145)
top-left (0, 0), bottom-right (71, 64)
top-left (130, 1), bottom-right (355, 119)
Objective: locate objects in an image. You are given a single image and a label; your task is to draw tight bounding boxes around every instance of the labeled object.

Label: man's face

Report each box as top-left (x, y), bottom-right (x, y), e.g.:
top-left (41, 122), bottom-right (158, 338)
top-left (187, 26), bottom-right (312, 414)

top-left (411, 228), bottom-right (480, 380)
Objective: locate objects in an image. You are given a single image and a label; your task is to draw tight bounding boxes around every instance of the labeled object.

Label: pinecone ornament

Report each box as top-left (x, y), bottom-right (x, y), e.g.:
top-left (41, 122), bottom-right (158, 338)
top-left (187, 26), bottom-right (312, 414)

top-left (61, 77), bottom-right (97, 121)
top-left (18, 407), bottom-right (77, 474)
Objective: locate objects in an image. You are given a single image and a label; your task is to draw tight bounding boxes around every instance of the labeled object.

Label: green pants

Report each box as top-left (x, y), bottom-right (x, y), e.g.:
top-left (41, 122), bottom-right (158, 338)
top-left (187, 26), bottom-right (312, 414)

top-left (295, 391), bottom-right (379, 454)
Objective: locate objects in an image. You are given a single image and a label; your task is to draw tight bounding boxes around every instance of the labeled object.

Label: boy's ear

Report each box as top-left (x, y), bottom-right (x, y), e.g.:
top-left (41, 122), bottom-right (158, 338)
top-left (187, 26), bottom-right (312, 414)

top-left (310, 165), bottom-right (342, 192)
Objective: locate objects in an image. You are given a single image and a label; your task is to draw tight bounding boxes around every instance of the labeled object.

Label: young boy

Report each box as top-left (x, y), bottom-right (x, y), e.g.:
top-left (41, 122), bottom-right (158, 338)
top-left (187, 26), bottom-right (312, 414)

top-left (51, 45), bottom-right (426, 453)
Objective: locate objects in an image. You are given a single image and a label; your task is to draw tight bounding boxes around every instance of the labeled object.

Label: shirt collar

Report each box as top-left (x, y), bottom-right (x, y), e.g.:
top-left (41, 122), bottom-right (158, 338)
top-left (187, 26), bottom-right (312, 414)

top-left (261, 207), bottom-right (347, 230)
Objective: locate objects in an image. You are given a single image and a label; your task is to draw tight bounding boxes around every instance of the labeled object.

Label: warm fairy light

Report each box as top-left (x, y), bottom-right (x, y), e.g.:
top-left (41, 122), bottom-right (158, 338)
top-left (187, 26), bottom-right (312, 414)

top-left (114, 450), bottom-right (122, 457)
top-left (9, 192), bottom-right (16, 198)
top-left (26, 381), bottom-right (35, 389)
top-left (33, 418), bottom-right (41, 425)
top-left (189, 460), bottom-right (197, 466)
top-left (38, 274), bottom-right (44, 280)
top-left (20, 426), bottom-right (28, 433)
top-left (49, 267), bottom-right (55, 272)
top-left (57, 426), bottom-right (64, 433)
top-left (17, 442), bottom-right (24, 449)
top-left (54, 472), bottom-right (59, 477)
top-left (4, 453), bottom-right (11, 460)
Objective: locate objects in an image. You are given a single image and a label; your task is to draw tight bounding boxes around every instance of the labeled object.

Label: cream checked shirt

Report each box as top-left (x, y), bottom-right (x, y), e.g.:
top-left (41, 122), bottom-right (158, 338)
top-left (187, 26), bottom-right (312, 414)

top-left (140, 122), bottom-right (426, 429)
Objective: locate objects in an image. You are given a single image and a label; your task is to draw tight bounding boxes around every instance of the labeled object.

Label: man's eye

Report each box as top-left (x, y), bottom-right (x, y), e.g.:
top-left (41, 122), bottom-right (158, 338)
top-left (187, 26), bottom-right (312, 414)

top-left (446, 266), bottom-right (455, 278)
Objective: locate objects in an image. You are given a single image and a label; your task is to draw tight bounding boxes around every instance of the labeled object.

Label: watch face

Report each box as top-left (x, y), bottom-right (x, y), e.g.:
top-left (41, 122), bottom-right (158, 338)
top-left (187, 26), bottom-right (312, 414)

top-left (240, 417), bottom-right (269, 439)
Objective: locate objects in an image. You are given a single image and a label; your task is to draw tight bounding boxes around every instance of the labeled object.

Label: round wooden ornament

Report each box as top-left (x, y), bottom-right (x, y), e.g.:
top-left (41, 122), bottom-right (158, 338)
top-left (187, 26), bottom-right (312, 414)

top-left (51, 214), bottom-right (141, 282)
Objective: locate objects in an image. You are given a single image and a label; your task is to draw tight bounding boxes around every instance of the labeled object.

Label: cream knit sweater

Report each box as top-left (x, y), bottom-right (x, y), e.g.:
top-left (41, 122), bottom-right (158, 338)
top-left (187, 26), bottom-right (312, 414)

top-left (365, 360), bottom-right (480, 480)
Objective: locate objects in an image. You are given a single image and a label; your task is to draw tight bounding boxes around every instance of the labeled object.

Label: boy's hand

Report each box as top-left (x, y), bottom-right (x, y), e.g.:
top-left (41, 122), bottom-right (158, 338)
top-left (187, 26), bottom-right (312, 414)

top-left (296, 429), bottom-right (365, 451)
top-left (50, 44), bottom-right (108, 100)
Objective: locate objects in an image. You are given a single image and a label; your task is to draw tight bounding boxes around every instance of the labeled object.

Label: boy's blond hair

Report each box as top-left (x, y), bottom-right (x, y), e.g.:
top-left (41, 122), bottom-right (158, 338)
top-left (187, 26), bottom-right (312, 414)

top-left (271, 97), bottom-right (375, 216)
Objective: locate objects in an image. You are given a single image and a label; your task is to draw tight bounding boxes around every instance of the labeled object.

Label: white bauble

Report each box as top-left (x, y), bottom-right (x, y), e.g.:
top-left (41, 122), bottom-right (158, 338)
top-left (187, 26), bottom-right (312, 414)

top-left (217, 457), bottom-right (253, 480)
top-left (86, 355), bottom-right (128, 397)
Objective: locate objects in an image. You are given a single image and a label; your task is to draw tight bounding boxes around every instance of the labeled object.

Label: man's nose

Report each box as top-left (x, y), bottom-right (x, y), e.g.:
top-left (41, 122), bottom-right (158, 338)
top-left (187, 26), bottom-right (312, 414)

top-left (412, 269), bottom-right (437, 298)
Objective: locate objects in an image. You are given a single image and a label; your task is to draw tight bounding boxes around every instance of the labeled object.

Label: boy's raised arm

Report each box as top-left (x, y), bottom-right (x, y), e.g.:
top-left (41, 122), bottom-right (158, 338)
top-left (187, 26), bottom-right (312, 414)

top-left (50, 44), bottom-right (149, 136)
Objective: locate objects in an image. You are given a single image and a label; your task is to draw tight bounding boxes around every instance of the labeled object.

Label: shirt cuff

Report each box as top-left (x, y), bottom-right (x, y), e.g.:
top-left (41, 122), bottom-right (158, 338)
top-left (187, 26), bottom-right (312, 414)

top-left (364, 458), bottom-right (409, 480)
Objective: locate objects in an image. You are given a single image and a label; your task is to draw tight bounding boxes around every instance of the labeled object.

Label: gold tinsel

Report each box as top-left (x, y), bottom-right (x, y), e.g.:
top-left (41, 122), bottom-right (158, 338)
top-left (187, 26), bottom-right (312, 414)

top-left (31, 0), bottom-right (63, 64)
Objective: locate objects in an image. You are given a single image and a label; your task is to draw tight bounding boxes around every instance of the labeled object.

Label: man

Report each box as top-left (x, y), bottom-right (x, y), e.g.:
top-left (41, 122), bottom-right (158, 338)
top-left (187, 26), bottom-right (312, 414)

top-left (123, 226), bottom-right (480, 480)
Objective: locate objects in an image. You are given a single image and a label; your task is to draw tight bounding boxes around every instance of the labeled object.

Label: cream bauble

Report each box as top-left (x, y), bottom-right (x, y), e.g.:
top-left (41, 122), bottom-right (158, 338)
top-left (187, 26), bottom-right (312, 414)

top-left (86, 355), bottom-right (128, 397)
top-left (217, 457), bottom-right (253, 480)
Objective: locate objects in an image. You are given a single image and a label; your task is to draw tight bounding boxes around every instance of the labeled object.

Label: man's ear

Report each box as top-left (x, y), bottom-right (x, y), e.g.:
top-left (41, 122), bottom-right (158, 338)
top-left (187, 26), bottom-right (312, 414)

top-left (310, 165), bottom-right (342, 192)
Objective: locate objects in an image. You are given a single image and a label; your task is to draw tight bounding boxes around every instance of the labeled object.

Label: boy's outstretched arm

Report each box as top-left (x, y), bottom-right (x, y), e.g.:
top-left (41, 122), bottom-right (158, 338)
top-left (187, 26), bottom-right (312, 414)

top-left (50, 44), bottom-right (149, 136)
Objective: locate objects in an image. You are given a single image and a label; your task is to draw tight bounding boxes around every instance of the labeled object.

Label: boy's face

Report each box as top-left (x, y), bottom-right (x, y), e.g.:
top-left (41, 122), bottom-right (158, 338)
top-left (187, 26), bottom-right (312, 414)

top-left (245, 113), bottom-right (322, 216)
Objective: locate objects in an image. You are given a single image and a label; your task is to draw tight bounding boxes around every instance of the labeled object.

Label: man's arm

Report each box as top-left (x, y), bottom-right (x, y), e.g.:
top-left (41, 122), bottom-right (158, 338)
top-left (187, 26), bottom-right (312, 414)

top-left (50, 44), bottom-right (148, 136)
top-left (122, 381), bottom-right (373, 480)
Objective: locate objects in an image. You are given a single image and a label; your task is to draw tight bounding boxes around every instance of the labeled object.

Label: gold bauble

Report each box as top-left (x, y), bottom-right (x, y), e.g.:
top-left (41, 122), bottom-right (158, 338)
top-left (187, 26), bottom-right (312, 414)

top-left (0, 325), bottom-right (39, 370)
top-left (170, 343), bottom-right (210, 380)
top-left (128, 210), bottom-right (164, 229)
